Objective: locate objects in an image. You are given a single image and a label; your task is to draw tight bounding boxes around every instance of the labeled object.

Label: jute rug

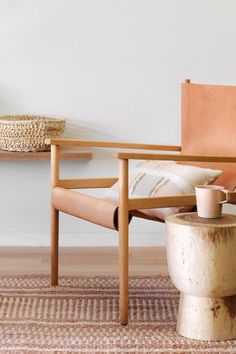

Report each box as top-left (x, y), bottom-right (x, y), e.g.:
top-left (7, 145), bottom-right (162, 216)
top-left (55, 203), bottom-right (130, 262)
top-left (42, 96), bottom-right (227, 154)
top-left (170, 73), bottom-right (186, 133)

top-left (0, 275), bottom-right (235, 354)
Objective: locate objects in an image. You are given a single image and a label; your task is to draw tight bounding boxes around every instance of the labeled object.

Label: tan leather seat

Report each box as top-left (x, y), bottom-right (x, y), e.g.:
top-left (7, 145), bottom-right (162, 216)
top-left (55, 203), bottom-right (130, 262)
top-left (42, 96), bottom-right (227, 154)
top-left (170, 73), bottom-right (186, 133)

top-left (52, 187), bottom-right (164, 230)
top-left (52, 187), bottom-right (119, 230)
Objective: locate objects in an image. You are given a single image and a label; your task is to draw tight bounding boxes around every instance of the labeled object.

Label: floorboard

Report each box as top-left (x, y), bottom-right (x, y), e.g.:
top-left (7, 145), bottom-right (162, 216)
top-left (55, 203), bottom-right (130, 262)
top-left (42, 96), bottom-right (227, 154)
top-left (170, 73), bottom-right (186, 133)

top-left (0, 247), bottom-right (168, 275)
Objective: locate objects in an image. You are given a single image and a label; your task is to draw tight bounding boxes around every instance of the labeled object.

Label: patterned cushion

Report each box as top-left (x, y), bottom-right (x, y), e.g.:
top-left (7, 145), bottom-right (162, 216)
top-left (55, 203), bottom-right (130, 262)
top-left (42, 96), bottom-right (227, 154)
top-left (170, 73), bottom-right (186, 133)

top-left (104, 161), bottom-right (222, 220)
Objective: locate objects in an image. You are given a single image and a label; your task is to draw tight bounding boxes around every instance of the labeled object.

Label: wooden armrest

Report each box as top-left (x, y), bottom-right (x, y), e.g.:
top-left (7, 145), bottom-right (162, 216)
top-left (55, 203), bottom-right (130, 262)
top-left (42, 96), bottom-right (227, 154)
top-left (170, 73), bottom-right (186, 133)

top-left (115, 152), bottom-right (236, 163)
top-left (128, 195), bottom-right (196, 210)
top-left (46, 138), bottom-right (181, 151)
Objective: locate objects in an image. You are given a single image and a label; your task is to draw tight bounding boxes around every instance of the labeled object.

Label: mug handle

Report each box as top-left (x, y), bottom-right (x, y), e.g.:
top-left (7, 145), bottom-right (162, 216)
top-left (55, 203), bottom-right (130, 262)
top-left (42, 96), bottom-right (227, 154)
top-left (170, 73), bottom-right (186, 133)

top-left (219, 189), bottom-right (230, 204)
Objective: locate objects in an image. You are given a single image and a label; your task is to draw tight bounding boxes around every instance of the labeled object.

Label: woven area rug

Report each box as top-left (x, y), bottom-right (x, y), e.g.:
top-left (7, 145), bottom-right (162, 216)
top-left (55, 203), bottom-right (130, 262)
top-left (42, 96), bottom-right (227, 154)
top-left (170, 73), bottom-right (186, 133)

top-left (0, 275), bottom-right (235, 354)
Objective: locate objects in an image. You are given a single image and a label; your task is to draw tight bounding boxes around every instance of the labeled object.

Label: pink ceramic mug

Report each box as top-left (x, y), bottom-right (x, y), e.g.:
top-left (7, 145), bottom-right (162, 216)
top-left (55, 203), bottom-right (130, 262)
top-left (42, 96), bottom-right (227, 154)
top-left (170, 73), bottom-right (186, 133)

top-left (195, 185), bottom-right (229, 218)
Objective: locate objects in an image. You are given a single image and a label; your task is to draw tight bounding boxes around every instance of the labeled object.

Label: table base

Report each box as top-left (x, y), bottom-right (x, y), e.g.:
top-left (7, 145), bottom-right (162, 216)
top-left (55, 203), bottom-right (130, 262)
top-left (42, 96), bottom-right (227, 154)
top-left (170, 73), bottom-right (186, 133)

top-left (177, 293), bottom-right (236, 341)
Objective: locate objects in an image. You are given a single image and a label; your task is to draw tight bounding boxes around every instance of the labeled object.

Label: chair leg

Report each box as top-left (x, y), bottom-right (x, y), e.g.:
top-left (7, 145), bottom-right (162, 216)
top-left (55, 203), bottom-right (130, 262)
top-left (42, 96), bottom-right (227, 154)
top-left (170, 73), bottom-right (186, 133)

top-left (51, 207), bottom-right (59, 286)
top-left (119, 158), bottom-right (129, 325)
top-left (119, 212), bottom-right (129, 325)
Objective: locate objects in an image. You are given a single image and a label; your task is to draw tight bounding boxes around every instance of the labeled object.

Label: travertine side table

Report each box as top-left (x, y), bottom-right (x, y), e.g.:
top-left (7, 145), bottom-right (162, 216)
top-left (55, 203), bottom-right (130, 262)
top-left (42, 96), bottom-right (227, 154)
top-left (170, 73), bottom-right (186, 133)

top-left (166, 212), bottom-right (236, 341)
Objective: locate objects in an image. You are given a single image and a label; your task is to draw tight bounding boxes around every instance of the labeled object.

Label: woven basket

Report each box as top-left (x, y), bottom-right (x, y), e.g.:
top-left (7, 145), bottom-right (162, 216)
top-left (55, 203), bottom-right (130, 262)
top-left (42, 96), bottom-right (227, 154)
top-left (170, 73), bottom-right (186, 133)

top-left (0, 115), bottom-right (65, 152)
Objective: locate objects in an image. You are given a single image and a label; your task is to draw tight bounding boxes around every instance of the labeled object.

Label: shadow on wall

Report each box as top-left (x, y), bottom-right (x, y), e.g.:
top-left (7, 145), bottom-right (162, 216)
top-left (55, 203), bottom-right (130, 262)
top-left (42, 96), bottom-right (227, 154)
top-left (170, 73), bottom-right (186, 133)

top-left (63, 119), bottom-right (121, 141)
top-left (62, 119), bottom-right (127, 158)
top-left (0, 86), bottom-right (128, 159)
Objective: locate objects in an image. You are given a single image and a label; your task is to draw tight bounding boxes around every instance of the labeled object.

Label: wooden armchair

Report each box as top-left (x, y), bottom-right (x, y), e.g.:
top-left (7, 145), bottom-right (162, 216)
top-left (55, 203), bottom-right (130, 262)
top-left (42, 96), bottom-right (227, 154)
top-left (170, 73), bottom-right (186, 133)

top-left (47, 79), bottom-right (236, 325)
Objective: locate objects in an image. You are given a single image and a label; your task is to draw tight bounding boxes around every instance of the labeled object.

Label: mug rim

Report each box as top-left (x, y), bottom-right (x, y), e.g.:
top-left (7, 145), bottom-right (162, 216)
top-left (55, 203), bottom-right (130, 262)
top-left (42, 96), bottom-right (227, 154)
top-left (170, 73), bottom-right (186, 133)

top-left (195, 185), bottom-right (225, 190)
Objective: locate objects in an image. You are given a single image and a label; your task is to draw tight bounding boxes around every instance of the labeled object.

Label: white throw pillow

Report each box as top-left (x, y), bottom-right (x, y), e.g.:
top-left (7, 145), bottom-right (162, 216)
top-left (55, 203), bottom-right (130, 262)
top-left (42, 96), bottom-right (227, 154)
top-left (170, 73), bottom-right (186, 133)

top-left (104, 160), bottom-right (222, 220)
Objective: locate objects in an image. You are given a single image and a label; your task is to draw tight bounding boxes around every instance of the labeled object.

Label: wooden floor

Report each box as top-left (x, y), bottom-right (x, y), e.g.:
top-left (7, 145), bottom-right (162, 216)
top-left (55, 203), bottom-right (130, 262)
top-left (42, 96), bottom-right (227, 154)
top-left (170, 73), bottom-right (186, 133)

top-left (0, 247), bottom-right (168, 276)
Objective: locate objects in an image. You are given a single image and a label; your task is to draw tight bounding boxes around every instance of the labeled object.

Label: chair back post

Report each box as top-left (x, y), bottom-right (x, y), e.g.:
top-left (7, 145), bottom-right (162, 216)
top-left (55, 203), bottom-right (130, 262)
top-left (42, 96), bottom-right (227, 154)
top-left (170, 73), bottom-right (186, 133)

top-left (51, 144), bottom-right (60, 187)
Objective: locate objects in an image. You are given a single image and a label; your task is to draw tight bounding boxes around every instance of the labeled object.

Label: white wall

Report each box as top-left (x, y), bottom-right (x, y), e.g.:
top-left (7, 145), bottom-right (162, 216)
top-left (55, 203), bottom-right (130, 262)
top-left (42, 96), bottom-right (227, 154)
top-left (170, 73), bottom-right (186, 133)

top-left (0, 0), bottom-right (236, 246)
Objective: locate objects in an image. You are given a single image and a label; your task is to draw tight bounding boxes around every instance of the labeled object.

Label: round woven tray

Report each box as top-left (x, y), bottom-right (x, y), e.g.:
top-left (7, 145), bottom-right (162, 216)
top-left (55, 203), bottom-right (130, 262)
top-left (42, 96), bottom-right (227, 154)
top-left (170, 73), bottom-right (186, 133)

top-left (0, 115), bottom-right (65, 152)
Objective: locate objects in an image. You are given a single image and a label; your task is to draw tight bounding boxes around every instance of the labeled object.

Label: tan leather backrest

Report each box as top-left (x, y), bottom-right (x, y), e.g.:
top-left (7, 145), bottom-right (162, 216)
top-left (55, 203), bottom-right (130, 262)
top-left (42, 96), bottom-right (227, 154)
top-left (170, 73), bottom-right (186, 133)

top-left (181, 81), bottom-right (236, 190)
